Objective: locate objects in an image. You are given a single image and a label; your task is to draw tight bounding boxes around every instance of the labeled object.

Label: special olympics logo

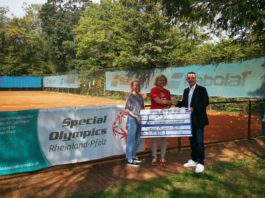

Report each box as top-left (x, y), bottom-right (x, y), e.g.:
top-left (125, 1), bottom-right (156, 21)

top-left (112, 111), bottom-right (128, 142)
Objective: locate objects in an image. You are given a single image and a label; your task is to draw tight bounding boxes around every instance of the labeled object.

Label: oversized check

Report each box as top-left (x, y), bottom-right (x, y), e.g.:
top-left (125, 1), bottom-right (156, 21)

top-left (140, 108), bottom-right (192, 138)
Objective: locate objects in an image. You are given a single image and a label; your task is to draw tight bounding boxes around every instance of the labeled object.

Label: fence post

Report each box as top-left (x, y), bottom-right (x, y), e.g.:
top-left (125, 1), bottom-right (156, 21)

top-left (247, 100), bottom-right (252, 140)
top-left (178, 137), bottom-right (182, 151)
top-left (261, 102), bottom-right (265, 136)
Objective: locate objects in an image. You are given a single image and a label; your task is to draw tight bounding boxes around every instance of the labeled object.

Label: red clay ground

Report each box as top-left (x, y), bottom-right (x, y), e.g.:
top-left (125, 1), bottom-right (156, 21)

top-left (0, 91), bottom-right (264, 197)
top-left (0, 91), bottom-right (125, 111)
top-left (0, 91), bottom-right (262, 146)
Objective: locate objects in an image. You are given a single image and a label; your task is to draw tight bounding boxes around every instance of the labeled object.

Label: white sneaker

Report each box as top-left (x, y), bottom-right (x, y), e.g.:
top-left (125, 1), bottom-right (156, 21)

top-left (195, 164), bottom-right (205, 173)
top-left (133, 156), bottom-right (142, 163)
top-left (127, 160), bottom-right (140, 167)
top-left (184, 159), bottom-right (197, 167)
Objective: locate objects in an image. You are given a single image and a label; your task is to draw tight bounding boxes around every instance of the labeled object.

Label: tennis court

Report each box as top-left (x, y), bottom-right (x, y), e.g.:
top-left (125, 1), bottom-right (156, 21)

top-left (0, 91), bottom-right (125, 111)
top-left (0, 90), bottom-right (263, 198)
top-left (0, 90), bottom-right (262, 147)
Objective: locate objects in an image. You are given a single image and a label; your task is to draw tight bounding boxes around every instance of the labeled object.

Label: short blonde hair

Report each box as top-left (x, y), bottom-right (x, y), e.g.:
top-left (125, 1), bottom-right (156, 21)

top-left (154, 75), bottom-right (167, 86)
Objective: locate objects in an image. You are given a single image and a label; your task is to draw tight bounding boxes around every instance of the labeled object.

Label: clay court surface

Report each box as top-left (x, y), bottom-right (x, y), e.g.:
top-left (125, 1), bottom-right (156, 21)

top-left (0, 90), bottom-right (262, 144)
top-left (0, 91), bottom-right (263, 197)
top-left (0, 91), bottom-right (125, 111)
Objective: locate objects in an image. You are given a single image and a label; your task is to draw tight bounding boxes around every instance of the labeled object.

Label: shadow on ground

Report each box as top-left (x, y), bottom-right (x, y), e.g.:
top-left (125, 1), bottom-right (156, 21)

top-left (0, 137), bottom-right (264, 198)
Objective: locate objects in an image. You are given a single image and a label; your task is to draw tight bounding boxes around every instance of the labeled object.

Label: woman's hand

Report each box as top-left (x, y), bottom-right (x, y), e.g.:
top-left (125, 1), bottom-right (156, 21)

top-left (141, 92), bottom-right (147, 99)
top-left (136, 116), bottom-right (141, 123)
top-left (171, 98), bottom-right (178, 105)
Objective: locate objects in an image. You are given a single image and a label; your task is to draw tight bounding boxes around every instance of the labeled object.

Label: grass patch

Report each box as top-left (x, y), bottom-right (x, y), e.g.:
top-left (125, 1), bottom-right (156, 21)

top-left (71, 156), bottom-right (265, 198)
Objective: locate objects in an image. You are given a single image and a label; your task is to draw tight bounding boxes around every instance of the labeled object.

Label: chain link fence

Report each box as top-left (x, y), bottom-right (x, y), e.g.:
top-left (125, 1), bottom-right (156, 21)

top-left (6, 70), bottom-right (264, 150)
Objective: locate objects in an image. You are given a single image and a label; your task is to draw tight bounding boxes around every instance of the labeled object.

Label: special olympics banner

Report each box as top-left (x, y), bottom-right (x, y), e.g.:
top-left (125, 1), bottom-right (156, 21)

top-left (0, 110), bottom-right (49, 176)
top-left (140, 108), bottom-right (192, 138)
top-left (37, 106), bottom-right (129, 166)
top-left (105, 58), bottom-right (265, 98)
top-left (0, 106), bottom-right (142, 176)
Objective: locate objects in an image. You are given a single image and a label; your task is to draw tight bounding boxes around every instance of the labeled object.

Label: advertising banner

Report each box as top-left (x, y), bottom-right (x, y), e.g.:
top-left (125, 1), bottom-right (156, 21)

top-left (43, 74), bottom-right (79, 88)
top-left (140, 108), bottom-right (192, 138)
top-left (38, 106), bottom-right (130, 165)
top-left (0, 106), bottom-right (143, 176)
top-left (105, 58), bottom-right (265, 98)
top-left (0, 76), bottom-right (42, 88)
top-left (0, 110), bottom-right (49, 175)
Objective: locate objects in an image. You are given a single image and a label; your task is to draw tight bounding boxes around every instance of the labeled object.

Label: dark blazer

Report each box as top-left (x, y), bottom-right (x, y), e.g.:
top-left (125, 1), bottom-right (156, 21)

top-left (177, 84), bottom-right (209, 128)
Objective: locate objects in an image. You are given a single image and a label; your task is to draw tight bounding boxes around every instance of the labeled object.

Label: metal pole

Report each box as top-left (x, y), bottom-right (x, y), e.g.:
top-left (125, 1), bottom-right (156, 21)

top-left (178, 137), bottom-right (182, 151)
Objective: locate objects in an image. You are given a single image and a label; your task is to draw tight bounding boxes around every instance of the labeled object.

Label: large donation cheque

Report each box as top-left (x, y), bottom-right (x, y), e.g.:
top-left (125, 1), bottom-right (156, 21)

top-left (140, 108), bottom-right (192, 138)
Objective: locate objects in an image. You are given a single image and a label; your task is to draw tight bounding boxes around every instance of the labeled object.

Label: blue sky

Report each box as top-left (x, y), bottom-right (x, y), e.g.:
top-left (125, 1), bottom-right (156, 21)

top-left (0, 0), bottom-right (47, 18)
top-left (0, 0), bottom-right (99, 18)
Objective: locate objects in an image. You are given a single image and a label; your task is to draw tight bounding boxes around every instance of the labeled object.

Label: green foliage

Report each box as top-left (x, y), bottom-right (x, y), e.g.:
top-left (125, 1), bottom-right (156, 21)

top-left (0, 4), bottom-right (52, 75)
top-left (190, 39), bottom-right (264, 65)
top-left (161, 0), bottom-right (265, 48)
top-left (75, 0), bottom-right (189, 70)
top-left (39, 0), bottom-right (92, 73)
top-left (0, 1), bottom-right (264, 77)
top-left (75, 0), bottom-right (264, 72)
top-left (79, 70), bottom-right (105, 96)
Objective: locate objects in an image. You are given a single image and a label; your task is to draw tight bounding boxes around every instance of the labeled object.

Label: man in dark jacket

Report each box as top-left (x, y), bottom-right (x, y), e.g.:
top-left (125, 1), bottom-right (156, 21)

top-left (177, 72), bottom-right (209, 173)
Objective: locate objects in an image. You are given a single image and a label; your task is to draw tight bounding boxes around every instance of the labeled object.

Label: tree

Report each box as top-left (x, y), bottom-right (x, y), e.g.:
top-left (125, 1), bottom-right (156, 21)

top-left (75, 0), bottom-right (192, 70)
top-left (0, 4), bottom-right (52, 75)
top-left (161, 0), bottom-right (265, 47)
top-left (0, 7), bottom-right (9, 67)
top-left (40, 0), bottom-right (92, 73)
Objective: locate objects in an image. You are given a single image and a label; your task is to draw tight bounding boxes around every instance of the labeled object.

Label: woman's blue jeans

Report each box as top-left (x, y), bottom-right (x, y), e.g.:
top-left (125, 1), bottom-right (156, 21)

top-left (126, 116), bottom-right (142, 161)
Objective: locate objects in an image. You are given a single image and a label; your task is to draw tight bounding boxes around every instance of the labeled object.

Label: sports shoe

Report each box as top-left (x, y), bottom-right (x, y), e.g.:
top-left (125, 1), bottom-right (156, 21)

top-left (160, 158), bottom-right (166, 167)
top-left (127, 160), bottom-right (140, 167)
top-left (133, 156), bottom-right (142, 163)
top-left (195, 163), bottom-right (205, 173)
top-left (152, 158), bottom-right (159, 166)
top-left (184, 159), bottom-right (197, 167)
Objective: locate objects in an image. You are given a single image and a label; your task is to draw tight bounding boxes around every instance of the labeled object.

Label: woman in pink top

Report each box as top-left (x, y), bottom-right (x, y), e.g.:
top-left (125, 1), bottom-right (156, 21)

top-left (150, 75), bottom-right (177, 166)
